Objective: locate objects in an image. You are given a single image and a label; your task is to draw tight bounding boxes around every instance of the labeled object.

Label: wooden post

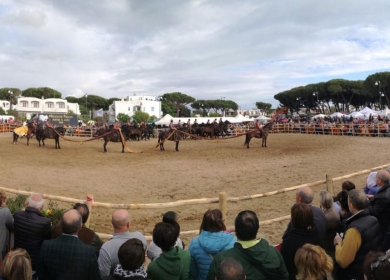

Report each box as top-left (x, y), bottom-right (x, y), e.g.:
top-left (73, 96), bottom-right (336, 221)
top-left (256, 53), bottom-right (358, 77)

top-left (219, 191), bottom-right (227, 220)
top-left (326, 174), bottom-right (335, 196)
top-left (85, 194), bottom-right (94, 228)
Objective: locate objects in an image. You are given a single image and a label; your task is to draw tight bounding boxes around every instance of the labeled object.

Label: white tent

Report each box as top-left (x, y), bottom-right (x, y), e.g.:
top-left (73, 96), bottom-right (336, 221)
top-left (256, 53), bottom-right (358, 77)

top-left (155, 115), bottom-right (244, 126)
top-left (348, 111), bottom-right (364, 119)
top-left (359, 107), bottom-right (379, 115)
top-left (377, 107), bottom-right (390, 117)
top-left (235, 113), bottom-right (252, 122)
top-left (330, 112), bottom-right (346, 118)
top-left (255, 115), bottom-right (271, 123)
top-left (154, 114), bottom-right (174, 125)
top-left (311, 114), bottom-right (328, 119)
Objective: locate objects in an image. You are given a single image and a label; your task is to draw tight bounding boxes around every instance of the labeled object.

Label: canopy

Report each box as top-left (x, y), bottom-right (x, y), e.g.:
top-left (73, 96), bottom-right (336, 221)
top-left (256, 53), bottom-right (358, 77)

top-left (311, 114), bottom-right (328, 119)
top-left (359, 107), bottom-right (378, 115)
top-left (155, 115), bottom-right (244, 126)
top-left (348, 111), bottom-right (364, 119)
top-left (330, 112), bottom-right (346, 118)
top-left (235, 113), bottom-right (252, 122)
top-left (378, 107), bottom-right (390, 117)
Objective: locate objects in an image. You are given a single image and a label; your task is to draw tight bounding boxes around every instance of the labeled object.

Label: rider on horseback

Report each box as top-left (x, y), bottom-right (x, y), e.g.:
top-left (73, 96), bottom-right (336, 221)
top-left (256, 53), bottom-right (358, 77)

top-left (177, 120), bottom-right (182, 129)
top-left (169, 119), bottom-right (178, 142)
top-left (255, 119), bottom-right (263, 132)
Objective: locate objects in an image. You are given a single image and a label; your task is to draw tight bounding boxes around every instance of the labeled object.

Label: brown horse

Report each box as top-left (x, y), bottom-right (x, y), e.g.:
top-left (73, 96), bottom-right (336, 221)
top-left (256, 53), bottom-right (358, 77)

top-left (94, 127), bottom-right (124, 153)
top-left (158, 130), bottom-right (183, 151)
top-left (244, 122), bottom-right (274, 149)
top-left (35, 124), bottom-right (66, 149)
top-left (13, 122), bottom-right (37, 145)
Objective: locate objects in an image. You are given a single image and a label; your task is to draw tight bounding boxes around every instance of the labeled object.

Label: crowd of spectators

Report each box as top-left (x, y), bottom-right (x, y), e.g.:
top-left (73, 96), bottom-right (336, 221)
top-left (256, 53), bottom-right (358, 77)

top-left (1, 167), bottom-right (390, 280)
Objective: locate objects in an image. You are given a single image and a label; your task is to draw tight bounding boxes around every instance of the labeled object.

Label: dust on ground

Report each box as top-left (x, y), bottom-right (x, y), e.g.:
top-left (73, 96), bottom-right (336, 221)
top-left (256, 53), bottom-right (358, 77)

top-left (0, 132), bottom-right (387, 245)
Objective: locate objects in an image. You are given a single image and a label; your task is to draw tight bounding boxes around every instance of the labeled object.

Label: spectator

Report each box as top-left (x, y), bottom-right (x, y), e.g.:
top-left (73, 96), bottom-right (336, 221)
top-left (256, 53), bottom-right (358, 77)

top-left (281, 204), bottom-right (321, 280)
top-left (368, 169), bottom-right (390, 249)
top-left (319, 191), bottom-right (340, 254)
top-left (0, 190), bottom-right (13, 260)
top-left (216, 257), bottom-right (245, 280)
top-left (334, 189), bottom-right (380, 280)
top-left (0, 248), bottom-right (32, 280)
top-left (334, 181), bottom-right (356, 213)
top-left (103, 238), bottom-right (152, 280)
top-left (37, 209), bottom-right (100, 280)
top-left (13, 193), bottom-right (51, 273)
top-left (335, 190), bottom-right (352, 234)
top-left (147, 211), bottom-right (184, 261)
top-left (283, 186), bottom-right (326, 240)
top-left (147, 222), bottom-right (191, 280)
top-left (363, 251), bottom-right (390, 280)
top-left (188, 209), bottom-right (236, 280)
top-left (364, 172), bottom-right (379, 195)
top-left (294, 244), bottom-right (333, 280)
top-left (52, 203), bottom-right (104, 256)
top-left (207, 210), bottom-right (288, 280)
top-left (98, 209), bottom-right (147, 277)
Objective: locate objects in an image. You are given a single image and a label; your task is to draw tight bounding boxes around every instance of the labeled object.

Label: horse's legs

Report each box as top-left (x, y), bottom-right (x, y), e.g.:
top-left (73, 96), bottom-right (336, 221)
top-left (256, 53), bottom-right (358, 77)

top-left (121, 143), bottom-right (124, 153)
top-left (103, 140), bottom-right (108, 152)
top-left (175, 141), bottom-right (179, 151)
top-left (56, 138), bottom-right (61, 149)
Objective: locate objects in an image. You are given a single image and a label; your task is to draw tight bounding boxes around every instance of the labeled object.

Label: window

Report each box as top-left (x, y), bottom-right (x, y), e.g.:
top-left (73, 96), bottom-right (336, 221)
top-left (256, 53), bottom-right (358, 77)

top-left (128, 107), bottom-right (131, 111)
top-left (58, 103), bottom-right (65, 109)
top-left (22, 101), bottom-right (28, 108)
top-left (47, 102), bottom-right (54, 108)
top-left (32, 102), bottom-right (39, 108)
top-left (151, 107), bottom-right (154, 112)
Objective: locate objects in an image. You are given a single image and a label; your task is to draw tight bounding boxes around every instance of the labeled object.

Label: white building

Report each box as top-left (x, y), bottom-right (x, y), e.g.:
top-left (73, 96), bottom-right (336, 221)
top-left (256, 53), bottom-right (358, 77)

top-left (16, 96), bottom-right (81, 119)
top-left (0, 100), bottom-right (12, 113)
top-left (108, 94), bottom-right (162, 122)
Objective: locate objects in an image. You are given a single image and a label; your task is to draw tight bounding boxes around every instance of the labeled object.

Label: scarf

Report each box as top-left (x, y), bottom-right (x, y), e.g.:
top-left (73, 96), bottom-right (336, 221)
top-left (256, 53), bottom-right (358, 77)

top-left (113, 264), bottom-right (148, 278)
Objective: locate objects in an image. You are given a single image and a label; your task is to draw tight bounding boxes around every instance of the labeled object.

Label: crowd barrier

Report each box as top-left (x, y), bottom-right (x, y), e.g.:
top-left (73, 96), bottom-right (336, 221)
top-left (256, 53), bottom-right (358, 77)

top-left (1, 163), bottom-right (388, 240)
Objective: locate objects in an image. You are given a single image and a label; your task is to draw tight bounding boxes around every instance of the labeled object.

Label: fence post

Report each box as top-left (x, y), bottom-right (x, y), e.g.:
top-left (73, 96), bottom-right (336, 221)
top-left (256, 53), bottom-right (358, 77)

top-left (326, 174), bottom-right (335, 196)
top-left (85, 194), bottom-right (94, 228)
top-left (219, 191), bottom-right (227, 220)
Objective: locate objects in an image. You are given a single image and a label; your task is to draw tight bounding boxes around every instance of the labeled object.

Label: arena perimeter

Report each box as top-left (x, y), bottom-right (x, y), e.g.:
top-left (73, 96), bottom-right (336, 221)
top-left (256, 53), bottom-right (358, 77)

top-left (0, 132), bottom-right (388, 245)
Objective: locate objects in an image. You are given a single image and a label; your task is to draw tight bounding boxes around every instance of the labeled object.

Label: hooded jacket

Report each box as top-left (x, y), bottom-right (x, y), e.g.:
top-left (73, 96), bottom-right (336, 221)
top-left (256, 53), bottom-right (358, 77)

top-left (206, 239), bottom-right (289, 280)
top-left (188, 231), bottom-right (236, 280)
top-left (147, 246), bottom-right (191, 280)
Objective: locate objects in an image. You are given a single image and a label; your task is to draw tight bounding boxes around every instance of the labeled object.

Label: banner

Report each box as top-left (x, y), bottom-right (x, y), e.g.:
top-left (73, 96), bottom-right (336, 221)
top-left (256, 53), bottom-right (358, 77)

top-left (96, 108), bottom-right (103, 117)
top-left (41, 114), bottom-right (78, 126)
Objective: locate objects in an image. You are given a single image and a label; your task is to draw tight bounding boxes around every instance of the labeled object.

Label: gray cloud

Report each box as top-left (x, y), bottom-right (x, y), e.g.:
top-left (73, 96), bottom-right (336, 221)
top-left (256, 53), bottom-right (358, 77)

top-left (0, 0), bottom-right (389, 108)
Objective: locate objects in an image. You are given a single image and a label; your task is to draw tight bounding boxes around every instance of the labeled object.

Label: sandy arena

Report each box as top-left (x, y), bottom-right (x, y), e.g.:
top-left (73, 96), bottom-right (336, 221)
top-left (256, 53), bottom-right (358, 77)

top-left (0, 131), bottom-right (388, 245)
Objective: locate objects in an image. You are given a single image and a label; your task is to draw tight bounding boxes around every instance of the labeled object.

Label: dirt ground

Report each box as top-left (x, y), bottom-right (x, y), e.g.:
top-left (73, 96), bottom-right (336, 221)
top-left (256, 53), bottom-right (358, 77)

top-left (0, 131), bottom-right (388, 246)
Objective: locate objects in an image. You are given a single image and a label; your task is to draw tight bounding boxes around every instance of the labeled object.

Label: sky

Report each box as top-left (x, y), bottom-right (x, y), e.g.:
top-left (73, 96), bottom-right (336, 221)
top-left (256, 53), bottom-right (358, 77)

top-left (1, 0), bottom-right (390, 109)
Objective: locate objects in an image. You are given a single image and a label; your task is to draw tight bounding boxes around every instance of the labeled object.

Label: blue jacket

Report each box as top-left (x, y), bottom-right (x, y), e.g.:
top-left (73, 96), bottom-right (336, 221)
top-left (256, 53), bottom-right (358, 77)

top-left (188, 231), bottom-right (236, 280)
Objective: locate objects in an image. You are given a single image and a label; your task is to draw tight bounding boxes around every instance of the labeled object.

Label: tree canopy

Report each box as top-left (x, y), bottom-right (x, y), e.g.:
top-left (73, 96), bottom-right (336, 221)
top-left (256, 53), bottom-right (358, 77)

top-left (159, 92), bottom-right (196, 117)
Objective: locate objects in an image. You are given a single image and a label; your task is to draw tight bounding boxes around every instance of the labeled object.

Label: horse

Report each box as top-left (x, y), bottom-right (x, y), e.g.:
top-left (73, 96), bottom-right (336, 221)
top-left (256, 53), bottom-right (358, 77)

top-left (13, 122), bottom-right (37, 145)
top-left (157, 129), bottom-right (183, 151)
top-left (244, 122), bottom-right (274, 149)
top-left (35, 124), bottom-right (66, 149)
top-left (94, 127), bottom-right (125, 153)
top-left (129, 124), bottom-right (147, 141)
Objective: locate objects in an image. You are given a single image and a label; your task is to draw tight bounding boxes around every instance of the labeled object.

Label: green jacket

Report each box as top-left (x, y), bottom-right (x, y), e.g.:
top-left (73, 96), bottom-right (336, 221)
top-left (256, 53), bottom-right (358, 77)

top-left (147, 246), bottom-right (191, 280)
top-left (206, 239), bottom-right (289, 280)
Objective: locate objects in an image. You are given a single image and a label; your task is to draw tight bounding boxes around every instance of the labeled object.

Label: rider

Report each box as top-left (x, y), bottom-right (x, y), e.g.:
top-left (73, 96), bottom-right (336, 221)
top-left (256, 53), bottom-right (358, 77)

top-left (255, 119), bottom-right (263, 132)
top-left (206, 119), bottom-right (210, 125)
top-left (212, 118), bottom-right (217, 125)
top-left (169, 119), bottom-right (178, 142)
top-left (177, 120), bottom-right (182, 129)
top-left (187, 118), bottom-right (191, 128)
top-left (219, 117), bottom-right (223, 125)
top-left (194, 119), bottom-right (198, 126)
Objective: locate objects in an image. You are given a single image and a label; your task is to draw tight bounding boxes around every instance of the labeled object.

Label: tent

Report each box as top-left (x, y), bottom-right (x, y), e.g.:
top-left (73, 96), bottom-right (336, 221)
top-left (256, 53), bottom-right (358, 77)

top-left (154, 114), bottom-right (174, 126)
top-left (359, 107), bottom-right (379, 115)
top-left (235, 113), bottom-right (252, 122)
top-left (348, 111), bottom-right (364, 119)
top-left (311, 114), bottom-right (328, 119)
top-left (330, 112), bottom-right (346, 118)
top-left (377, 107), bottom-right (390, 117)
top-left (255, 115), bottom-right (271, 123)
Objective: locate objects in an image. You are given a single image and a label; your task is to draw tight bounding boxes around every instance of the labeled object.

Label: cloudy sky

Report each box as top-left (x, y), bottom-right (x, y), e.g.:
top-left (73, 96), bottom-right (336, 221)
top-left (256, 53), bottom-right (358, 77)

top-left (1, 0), bottom-right (389, 108)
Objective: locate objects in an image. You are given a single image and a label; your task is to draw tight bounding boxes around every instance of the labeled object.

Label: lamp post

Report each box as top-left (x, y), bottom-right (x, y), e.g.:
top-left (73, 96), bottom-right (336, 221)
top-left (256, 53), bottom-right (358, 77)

top-left (375, 81), bottom-right (383, 110)
top-left (85, 93), bottom-right (88, 119)
top-left (313, 88), bottom-right (319, 112)
top-left (8, 90), bottom-right (13, 111)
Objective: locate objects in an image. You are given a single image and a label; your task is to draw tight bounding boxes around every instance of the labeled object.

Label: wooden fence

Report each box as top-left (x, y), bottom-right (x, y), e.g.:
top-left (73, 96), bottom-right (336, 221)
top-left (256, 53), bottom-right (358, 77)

top-left (1, 163), bottom-right (388, 240)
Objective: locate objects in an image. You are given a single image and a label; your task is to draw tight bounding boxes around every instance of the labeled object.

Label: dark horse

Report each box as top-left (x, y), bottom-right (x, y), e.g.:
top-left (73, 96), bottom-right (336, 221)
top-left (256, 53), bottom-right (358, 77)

top-left (13, 122), bottom-right (37, 145)
top-left (158, 130), bottom-right (183, 151)
top-left (244, 122), bottom-right (274, 149)
top-left (94, 127), bottom-right (125, 153)
top-left (35, 124), bottom-right (66, 149)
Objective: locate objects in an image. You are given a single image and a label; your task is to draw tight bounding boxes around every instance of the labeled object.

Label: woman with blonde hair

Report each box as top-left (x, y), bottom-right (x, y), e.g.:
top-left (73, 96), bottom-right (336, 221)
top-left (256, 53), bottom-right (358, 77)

top-left (0, 248), bottom-right (32, 280)
top-left (294, 243), bottom-right (333, 280)
top-left (319, 191), bottom-right (340, 255)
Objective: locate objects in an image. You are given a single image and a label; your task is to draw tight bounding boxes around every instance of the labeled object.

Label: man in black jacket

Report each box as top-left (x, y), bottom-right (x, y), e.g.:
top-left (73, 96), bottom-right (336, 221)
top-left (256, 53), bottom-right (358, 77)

top-left (368, 169), bottom-right (390, 249)
top-left (14, 193), bottom-right (51, 273)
